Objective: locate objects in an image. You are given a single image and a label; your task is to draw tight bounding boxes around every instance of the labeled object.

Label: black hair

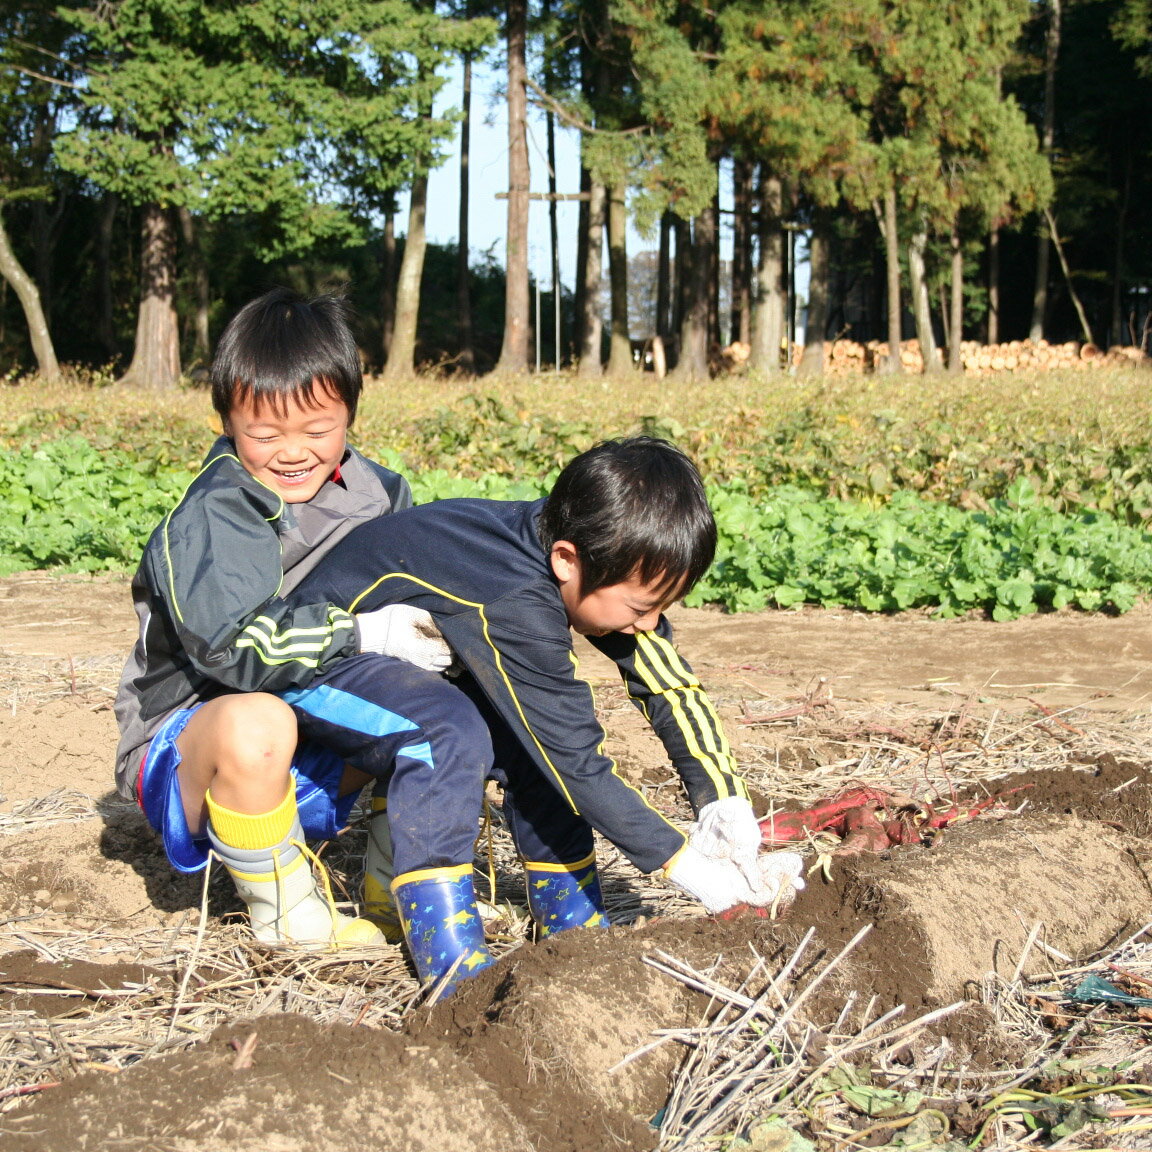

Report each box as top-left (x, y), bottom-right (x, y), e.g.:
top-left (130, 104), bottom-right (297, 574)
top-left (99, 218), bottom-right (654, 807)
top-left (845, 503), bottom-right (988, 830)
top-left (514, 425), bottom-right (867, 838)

top-left (210, 287), bottom-right (362, 424)
top-left (538, 436), bottom-right (717, 598)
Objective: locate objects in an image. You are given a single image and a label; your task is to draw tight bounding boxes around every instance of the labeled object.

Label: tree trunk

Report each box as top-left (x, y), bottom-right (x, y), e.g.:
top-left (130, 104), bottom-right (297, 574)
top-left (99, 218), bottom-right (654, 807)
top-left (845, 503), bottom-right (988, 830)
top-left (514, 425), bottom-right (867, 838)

top-left (670, 208), bottom-right (714, 382)
top-left (178, 206), bottom-right (210, 366)
top-left (384, 173), bottom-right (428, 379)
top-left (656, 210), bottom-right (672, 340)
top-left (987, 226), bottom-right (1000, 344)
top-left (546, 114), bottom-right (561, 369)
top-left (495, 0), bottom-right (530, 374)
top-left (908, 222), bottom-right (941, 372)
top-left (1030, 0), bottom-right (1061, 341)
top-left (121, 202), bottom-right (180, 389)
top-left (1111, 155), bottom-right (1131, 346)
top-left (380, 210), bottom-right (397, 367)
top-left (96, 193), bottom-right (119, 361)
top-left (673, 215), bottom-right (690, 337)
top-left (1045, 206), bottom-right (1094, 345)
top-left (709, 188), bottom-right (722, 347)
top-left (574, 166), bottom-right (590, 357)
top-left (605, 184), bottom-right (631, 375)
top-left (730, 159), bottom-right (753, 346)
top-left (750, 168), bottom-right (784, 373)
top-left (542, 0), bottom-right (562, 370)
top-left (948, 226), bottom-right (964, 373)
top-left (798, 220), bottom-right (829, 376)
top-left (878, 186), bottom-right (902, 374)
top-left (457, 53), bottom-right (475, 374)
top-left (0, 206), bottom-right (60, 380)
top-left (577, 177), bottom-right (605, 377)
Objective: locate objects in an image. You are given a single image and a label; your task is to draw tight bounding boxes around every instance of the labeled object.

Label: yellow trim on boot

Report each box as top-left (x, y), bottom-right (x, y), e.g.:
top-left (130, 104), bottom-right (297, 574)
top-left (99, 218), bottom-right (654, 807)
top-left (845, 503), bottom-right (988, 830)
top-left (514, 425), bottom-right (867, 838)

top-left (226, 849), bottom-right (310, 885)
top-left (521, 851), bottom-right (597, 875)
top-left (392, 862), bottom-right (473, 892)
top-left (371, 796), bottom-right (388, 814)
top-left (206, 785), bottom-right (296, 851)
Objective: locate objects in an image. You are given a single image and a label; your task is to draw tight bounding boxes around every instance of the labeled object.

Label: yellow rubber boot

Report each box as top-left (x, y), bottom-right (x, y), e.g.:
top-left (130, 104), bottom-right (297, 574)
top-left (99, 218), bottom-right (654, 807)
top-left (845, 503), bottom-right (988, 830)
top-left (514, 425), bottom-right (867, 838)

top-left (363, 795), bottom-right (402, 943)
top-left (206, 787), bottom-right (382, 948)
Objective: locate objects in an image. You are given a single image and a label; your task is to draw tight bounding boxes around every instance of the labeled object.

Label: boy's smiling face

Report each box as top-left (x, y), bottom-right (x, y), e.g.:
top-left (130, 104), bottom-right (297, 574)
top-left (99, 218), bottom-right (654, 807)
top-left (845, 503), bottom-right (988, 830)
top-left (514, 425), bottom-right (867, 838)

top-left (550, 541), bottom-right (677, 636)
top-left (226, 384), bottom-right (349, 504)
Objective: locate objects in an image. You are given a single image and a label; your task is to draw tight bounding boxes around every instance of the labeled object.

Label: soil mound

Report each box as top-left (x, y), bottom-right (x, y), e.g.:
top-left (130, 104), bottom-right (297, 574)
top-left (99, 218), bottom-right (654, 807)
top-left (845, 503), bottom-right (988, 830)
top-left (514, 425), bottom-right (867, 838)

top-left (1, 1014), bottom-right (537, 1152)
top-left (1005, 753), bottom-right (1152, 837)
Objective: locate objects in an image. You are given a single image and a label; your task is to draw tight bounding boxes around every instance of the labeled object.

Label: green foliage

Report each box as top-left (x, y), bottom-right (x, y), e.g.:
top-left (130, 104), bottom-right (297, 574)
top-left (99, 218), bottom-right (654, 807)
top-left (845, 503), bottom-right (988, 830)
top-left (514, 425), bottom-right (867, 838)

top-left (4, 429), bottom-right (1151, 623)
top-left (392, 395), bottom-right (596, 478)
top-left (687, 407), bottom-right (1152, 526)
top-left (54, 0), bottom-right (491, 257)
top-left (0, 436), bottom-right (193, 573)
top-left (688, 484), bottom-right (1152, 618)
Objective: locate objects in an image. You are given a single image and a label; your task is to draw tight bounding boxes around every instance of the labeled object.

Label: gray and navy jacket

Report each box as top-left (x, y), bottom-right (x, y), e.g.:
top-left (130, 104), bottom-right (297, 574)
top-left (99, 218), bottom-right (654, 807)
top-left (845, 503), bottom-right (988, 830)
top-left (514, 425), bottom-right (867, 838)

top-left (289, 497), bottom-right (749, 874)
top-left (113, 436), bottom-right (411, 798)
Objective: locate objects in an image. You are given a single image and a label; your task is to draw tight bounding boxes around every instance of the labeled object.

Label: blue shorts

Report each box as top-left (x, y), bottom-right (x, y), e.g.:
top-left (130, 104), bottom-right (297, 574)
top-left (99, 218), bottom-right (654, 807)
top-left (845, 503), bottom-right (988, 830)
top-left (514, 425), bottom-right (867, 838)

top-left (136, 704), bottom-right (358, 874)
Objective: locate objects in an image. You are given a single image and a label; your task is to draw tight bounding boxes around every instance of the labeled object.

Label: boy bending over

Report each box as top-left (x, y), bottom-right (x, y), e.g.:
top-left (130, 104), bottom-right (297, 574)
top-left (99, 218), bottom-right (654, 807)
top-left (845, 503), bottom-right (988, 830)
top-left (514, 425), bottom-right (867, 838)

top-left (290, 437), bottom-right (803, 992)
top-left (114, 288), bottom-right (459, 948)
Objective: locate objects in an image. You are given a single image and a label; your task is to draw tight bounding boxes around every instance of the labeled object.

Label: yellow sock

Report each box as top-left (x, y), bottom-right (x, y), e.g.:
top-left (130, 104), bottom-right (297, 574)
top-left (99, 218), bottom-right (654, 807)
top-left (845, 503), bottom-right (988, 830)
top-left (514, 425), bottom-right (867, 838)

top-left (206, 785), bottom-right (296, 851)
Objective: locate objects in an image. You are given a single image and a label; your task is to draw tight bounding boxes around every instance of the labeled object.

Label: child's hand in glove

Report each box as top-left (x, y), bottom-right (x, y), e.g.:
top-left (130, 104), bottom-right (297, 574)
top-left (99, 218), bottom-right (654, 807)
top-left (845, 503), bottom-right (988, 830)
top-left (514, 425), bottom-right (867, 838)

top-left (743, 851), bottom-right (805, 910)
top-left (690, 796), bottom-right (771, 897)
top-left (356, 605), bottom-right (455, 673)
top-left (663, 845), bottom-right (758, 913)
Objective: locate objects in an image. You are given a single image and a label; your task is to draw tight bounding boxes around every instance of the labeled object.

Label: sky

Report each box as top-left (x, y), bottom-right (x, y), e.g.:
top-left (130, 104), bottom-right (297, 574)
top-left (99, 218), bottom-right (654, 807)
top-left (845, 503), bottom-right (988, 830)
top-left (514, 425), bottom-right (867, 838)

top-left (394, 58), bottom-right (585, 291)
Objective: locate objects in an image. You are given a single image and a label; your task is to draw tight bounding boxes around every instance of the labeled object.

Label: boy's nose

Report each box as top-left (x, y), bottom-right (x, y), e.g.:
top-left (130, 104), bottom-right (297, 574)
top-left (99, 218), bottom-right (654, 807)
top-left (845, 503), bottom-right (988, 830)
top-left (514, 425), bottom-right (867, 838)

top-left (276, 441), bottom-right (309, 462)
top-left (634, 608), bottom-right (662, 632)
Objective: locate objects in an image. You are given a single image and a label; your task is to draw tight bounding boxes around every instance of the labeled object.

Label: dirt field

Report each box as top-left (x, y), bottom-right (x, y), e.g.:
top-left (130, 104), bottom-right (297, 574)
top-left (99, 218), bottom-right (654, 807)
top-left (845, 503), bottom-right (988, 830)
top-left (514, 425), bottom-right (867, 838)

top-left (3, 572), bottom-right (1152, 1151)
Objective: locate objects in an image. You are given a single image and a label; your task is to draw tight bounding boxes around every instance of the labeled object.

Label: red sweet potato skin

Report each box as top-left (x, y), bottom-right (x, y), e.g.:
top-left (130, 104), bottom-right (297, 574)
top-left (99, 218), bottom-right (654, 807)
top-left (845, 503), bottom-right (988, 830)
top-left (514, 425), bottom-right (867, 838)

top-left (757, 785), bottom-right (1024, 854)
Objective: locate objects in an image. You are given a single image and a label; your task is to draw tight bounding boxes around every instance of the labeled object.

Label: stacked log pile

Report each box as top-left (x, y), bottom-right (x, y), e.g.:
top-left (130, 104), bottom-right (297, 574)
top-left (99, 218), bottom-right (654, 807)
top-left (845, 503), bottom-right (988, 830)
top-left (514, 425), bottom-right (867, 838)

top-left (765, 338), bottom-right (1148, 376)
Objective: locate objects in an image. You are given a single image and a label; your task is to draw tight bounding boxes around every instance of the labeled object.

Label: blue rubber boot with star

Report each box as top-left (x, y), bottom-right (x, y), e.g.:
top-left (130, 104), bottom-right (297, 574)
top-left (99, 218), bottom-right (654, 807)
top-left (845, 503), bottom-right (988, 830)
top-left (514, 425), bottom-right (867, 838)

top-left (523, 853), bottom-right (609, 939)
top-left (392, 864), bottom-right (494, 998)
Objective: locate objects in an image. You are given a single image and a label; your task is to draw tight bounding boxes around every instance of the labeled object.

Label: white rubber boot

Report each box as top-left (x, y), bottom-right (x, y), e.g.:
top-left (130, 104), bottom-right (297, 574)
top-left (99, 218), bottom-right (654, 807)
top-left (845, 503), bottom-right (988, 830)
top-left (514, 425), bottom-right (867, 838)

top-left (206, 788), bottom-right (382, 948)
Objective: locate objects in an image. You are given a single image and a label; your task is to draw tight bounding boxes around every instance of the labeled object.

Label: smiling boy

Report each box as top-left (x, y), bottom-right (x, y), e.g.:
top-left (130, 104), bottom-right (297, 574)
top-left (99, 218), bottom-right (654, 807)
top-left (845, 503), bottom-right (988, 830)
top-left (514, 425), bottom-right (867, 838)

top-left (114, 288), bottom-right (458, 949)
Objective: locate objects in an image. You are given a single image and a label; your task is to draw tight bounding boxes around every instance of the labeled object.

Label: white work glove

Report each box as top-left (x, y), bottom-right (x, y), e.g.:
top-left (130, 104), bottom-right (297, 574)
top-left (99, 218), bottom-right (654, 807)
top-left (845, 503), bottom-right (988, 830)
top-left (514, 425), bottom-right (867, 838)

top-left (690, 796), bottom-right (769, 896)
top-left (743, 851), bottom-right (806, 909)
top-left (355, 605), bottom-right (454, 673)
top-left (664, 845), bottom-right (756, 914)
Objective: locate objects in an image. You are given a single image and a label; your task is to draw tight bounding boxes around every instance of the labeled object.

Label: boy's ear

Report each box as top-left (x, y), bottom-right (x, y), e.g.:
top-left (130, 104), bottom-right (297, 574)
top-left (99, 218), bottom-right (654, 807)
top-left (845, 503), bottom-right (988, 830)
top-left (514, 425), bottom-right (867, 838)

top-left (549, 540), bottom-right (581, 586)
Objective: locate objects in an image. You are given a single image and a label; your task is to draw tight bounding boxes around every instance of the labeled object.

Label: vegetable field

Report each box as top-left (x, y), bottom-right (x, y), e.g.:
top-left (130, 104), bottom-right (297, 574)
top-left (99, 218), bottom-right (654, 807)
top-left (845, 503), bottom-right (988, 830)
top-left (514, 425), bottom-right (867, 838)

top-left (3, 367), bottom-right (1152, 618)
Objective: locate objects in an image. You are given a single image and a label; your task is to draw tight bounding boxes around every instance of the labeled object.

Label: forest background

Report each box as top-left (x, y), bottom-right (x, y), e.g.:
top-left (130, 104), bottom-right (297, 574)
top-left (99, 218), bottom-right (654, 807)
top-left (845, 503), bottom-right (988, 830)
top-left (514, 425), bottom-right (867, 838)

top-left (3, 0), bottom-right (1152, 387)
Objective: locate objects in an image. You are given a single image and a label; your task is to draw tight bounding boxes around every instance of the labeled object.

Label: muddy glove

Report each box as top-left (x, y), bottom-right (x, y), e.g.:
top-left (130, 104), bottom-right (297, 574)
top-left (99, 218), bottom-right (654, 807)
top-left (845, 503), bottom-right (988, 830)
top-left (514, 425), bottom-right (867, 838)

top-left (690, 797), bottom-right (768, 895)
top-left (355, 605), bottom-right (454, 673)
top-left (743, 851), bottom-right (806, 910)
top-left (664, 845), bottom-right (755, 914)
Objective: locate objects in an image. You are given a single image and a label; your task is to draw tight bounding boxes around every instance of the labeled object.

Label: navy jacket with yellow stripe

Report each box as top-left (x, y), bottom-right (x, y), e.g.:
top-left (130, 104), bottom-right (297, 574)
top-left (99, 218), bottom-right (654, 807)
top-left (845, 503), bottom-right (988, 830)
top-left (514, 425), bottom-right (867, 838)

top-left (290, 497), bottom-right (748, 874)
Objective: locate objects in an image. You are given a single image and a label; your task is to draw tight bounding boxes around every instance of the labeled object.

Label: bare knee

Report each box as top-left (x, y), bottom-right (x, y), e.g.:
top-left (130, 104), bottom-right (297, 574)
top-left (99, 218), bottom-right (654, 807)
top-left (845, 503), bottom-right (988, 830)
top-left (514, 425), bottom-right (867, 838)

top-left (177, 694), bottom-right (297, 825)
top-left (208, 694), bottom-right (298, 777)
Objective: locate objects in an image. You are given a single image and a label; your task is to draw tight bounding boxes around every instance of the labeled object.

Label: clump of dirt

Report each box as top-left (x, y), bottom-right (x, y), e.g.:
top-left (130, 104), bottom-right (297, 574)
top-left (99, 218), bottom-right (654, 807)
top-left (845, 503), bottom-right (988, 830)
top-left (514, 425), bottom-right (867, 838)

top-left (0, 803), bottom-right (196, 926)
top-left (6, 815), bottom-right (1152, 1151)
top-left (854, 816), bottom-right (1147, 1000)
top-left (9, 577), bottom-right (1152, 1150)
